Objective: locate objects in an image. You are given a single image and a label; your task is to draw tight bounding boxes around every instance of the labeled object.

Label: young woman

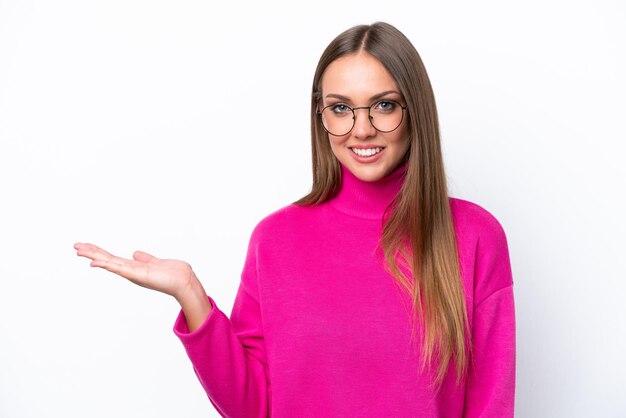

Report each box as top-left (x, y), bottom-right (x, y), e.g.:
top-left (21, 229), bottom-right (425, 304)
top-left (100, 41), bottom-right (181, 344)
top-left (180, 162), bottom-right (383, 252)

top-left (75, 22), bottom-right (515, 417)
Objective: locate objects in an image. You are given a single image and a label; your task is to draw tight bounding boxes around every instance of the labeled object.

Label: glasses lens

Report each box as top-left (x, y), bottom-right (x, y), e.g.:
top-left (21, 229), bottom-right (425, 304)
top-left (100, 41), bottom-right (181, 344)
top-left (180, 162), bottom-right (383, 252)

top-left (320, 105), bottom-right (354, 136)
top-left (319, 100), bottom-right (405, 135)
top-left (369, 100), bottom-right (404, 133)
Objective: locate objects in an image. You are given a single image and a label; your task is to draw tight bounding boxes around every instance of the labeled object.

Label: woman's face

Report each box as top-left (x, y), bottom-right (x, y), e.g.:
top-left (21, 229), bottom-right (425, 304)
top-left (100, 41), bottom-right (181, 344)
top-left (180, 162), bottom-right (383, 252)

top-left (319, 52), bottom-right (410, 182)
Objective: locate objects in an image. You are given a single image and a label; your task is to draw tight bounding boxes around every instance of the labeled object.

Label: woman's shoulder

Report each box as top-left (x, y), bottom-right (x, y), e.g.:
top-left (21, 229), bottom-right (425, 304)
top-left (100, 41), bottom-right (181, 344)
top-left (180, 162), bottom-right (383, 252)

top-left (248, 202), bottom-right (317, 242)
top-left (449, 197), bottom-right (507, 236)
top-left (449, 197), bottom-right (514, 304)
top-left (448, 197), bottom-right (509, 253)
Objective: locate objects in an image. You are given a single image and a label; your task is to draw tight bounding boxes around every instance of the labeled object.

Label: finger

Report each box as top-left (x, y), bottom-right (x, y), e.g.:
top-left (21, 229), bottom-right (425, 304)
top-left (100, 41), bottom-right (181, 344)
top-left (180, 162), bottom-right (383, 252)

top-left (90, 258), bottom-right (147, 282)
top-left (76, 247), bottom-right (114, 262)
top-left (133, 250), bottom-right (158, 263)
top-left (76, 243), bottom-right (131, 265)
top-left (75, 242), bottom-right (114, 257)
top-left (74, 242), bottom-right (91, 252)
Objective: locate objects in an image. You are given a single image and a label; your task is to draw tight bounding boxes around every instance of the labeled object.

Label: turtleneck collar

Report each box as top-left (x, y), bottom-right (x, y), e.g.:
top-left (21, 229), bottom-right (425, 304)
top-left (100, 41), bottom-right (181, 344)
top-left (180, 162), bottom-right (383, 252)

top-left (329, 161), bottom-right (408, 220)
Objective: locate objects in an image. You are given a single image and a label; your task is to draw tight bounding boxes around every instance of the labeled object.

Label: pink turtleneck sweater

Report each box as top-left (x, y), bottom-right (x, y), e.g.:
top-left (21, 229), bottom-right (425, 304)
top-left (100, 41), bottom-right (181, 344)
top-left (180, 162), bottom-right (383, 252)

top-left (173, 162), bottom-right (516, 417)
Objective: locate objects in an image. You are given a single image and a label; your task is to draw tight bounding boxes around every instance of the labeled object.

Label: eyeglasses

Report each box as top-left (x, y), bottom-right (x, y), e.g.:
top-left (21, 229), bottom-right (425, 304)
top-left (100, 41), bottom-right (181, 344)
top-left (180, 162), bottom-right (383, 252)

top-left (317, 99), bottom-right (408, 136)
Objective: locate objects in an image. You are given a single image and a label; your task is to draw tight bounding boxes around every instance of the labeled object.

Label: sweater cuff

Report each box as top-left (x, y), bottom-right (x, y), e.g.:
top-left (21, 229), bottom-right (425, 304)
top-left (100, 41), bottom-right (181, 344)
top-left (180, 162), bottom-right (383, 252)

top-left (173, 295), bottom-right (218, 340)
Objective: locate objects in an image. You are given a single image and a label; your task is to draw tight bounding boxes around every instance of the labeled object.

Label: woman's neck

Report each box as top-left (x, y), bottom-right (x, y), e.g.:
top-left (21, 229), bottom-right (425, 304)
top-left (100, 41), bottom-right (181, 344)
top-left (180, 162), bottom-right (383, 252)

top-left (329, 162), bottom-right (408, 219)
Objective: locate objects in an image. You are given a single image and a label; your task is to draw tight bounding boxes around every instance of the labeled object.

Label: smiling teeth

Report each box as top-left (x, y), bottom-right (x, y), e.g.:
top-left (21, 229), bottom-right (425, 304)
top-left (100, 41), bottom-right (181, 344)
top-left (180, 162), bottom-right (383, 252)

top-left (351, 147), bottom-right (383, 157)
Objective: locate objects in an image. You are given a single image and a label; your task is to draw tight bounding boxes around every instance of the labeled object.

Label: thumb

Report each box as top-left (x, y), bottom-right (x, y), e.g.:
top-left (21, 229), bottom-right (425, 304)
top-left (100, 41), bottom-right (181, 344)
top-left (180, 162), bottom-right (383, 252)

top-left (133, 250), bottom-right (158, 263)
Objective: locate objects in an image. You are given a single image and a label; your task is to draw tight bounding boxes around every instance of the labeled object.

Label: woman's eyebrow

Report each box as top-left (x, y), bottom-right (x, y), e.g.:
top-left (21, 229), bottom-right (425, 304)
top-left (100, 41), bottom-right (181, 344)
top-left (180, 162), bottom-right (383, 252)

top-left (324, 93), bottom-right (352, 102)
top-left (370, 90), bottom-right (402, 101)
top-left (324, 90), bottom-right (402, 102)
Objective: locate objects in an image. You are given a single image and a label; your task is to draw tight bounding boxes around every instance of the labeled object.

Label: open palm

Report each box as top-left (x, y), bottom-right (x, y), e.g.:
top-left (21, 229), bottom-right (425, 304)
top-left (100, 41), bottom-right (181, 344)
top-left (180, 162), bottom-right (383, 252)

top-left (74, 242), bottom-right (195, 299)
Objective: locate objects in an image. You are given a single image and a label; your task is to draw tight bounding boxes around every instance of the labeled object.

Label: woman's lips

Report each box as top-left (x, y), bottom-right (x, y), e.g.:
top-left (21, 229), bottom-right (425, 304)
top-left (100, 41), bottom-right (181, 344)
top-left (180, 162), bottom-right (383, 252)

top-left (349, 146), bottom-right (385, 162)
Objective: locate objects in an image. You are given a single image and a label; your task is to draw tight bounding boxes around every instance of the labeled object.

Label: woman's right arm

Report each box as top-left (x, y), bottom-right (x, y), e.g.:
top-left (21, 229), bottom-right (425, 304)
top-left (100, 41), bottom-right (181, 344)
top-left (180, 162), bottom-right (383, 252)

top-left (175, 275), bottom-right (213, 332)
top-left (74, 242), bottom-right (212, 331)
top-left (74, 242), bottom-right (270, 417)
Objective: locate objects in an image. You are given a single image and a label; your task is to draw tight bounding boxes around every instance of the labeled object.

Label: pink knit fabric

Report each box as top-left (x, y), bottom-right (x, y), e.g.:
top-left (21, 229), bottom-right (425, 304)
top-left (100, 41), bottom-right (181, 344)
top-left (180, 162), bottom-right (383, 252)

top-left (173, 162), bottom-right (516, 417)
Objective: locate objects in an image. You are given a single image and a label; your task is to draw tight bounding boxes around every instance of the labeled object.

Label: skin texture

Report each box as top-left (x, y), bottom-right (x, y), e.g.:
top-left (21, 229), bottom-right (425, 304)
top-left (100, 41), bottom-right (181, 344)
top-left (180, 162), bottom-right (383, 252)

top-left (320, 52), bottom-right (410, 182)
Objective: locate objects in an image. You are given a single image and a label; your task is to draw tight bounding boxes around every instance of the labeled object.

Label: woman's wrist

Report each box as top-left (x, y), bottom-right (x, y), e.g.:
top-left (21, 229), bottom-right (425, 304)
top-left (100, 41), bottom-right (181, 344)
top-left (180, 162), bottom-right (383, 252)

top-left (175, 276), bottom-right (212, 332)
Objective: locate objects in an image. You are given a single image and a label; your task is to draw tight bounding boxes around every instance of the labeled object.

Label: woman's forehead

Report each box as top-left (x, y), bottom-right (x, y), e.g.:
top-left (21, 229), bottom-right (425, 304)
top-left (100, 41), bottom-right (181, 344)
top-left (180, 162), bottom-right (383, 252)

top-left (321, 53), bottom-right (400, 101)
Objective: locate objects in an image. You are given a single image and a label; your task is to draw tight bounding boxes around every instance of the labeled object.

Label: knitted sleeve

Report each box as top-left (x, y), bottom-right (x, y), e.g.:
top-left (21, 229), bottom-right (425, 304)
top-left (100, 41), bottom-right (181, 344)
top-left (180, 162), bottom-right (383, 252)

top-left (463, 213), bottom-right (516, 417)
top-left (172, 229), bottom-right (270, 418)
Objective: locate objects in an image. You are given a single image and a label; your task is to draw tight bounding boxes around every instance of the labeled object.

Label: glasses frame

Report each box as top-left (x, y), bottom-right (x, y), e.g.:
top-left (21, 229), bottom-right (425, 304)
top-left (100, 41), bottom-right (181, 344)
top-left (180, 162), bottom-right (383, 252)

top-left (316, 99), bottom-right (408, 136)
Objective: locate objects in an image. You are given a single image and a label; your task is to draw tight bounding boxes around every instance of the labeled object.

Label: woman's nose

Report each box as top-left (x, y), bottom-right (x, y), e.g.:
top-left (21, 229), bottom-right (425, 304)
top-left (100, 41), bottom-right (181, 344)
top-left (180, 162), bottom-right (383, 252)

top-left (352, 108), bottom-right (376, 139)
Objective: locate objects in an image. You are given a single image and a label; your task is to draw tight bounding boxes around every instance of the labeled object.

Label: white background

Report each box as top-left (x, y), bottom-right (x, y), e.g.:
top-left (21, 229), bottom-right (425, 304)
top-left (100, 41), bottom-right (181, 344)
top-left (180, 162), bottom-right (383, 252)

top-left (1, 0), bottom-right (625, 417)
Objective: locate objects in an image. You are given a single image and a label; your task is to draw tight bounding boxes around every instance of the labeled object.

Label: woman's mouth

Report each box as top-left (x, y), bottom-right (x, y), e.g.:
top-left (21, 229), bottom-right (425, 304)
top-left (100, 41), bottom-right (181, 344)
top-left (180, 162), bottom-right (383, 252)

top-left (350, 147), bottom-right (384, 157)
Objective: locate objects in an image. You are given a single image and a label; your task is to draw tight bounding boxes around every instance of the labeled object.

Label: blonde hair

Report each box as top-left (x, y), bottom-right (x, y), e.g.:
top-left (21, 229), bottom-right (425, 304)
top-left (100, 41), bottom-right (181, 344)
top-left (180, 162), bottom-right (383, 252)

top-left (294, 22), bottom-right (471, 387)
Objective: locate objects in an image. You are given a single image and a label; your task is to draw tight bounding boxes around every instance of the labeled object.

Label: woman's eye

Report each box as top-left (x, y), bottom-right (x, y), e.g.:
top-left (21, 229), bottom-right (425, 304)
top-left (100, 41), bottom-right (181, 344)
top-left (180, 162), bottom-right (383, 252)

top-left (331, 104), bottom-right (350, 113)
top-left (375, 100), bottom-right (396, 112)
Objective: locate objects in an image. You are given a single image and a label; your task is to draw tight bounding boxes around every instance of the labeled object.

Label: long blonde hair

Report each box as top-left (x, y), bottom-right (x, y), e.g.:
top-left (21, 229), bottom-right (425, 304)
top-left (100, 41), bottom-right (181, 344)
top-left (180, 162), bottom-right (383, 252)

top-left (294, 22), bottom-right (471, 387)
